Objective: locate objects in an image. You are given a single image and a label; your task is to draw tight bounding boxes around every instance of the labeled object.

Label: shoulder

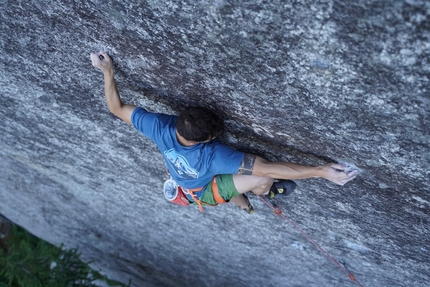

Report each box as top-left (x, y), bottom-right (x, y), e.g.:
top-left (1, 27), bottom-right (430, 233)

top-left (132, 108), bottom-right (177, 125)
top-left (204, 139), bottom-right (244, 174)
top-left (131, 107), bottom-right (177, 136)
top-left (208, 139), bottom-right (244, 159)
top-left (209, 139), bottom-right (234, 150)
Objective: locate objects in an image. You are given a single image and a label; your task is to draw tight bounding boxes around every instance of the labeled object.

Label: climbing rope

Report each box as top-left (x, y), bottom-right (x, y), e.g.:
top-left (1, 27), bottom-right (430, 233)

top-left (258, 196), bottom-right (365, 287)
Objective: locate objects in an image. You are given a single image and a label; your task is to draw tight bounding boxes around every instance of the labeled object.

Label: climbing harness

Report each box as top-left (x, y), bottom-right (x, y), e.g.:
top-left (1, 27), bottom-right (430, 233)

top-left (211, 177), bottom-right (227, 205)
top-left (182, 186), bottom-right (205, 212)
top-left (258, 196), bottom-right (364, 287)
top-left (184, 176), bottom-right (227, 212)
top-left (164, 177), bottom-right (227, 212)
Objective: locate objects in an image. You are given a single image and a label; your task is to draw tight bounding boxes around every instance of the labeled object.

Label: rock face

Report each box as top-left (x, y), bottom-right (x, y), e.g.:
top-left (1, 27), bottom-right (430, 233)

top-left (0, 0), bottom-right (429, 286)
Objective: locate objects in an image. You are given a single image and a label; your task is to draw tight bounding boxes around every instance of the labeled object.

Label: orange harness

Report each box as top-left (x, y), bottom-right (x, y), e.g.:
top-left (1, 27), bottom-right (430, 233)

top-left (183, 176), bottom-right (226, 212)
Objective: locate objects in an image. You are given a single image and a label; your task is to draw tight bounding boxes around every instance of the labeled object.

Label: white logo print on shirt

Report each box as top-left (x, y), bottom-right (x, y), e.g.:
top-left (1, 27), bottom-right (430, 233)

top-left (164, 149), bottom-right (199, 179)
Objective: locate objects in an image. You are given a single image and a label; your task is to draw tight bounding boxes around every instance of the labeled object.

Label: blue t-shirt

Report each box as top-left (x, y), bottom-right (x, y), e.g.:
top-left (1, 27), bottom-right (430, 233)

top-left (131, 107), bottom-right (244, 191)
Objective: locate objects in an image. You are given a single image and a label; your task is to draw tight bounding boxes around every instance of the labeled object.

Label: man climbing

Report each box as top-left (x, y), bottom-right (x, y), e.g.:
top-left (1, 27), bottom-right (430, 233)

top-left (90, 51), bottom-right (358, 213)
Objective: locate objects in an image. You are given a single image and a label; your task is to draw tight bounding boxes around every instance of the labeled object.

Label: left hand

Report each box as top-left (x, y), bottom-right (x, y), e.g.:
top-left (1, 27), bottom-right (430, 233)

top-left (90, 51), bottom-right (113, 74)
top-left (322, 163), bottom-right (358, 185)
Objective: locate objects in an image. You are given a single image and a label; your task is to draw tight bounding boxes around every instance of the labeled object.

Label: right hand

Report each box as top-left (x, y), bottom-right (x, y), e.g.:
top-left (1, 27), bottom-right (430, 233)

top-left (322, 163), bottom-right (358, 186)
top-left (90, 51), bottom-right (113, 73)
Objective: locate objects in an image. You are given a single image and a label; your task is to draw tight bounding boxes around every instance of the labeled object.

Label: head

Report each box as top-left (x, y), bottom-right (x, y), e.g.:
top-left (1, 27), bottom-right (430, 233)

top-left (176, 106), bottom-right (224, 142)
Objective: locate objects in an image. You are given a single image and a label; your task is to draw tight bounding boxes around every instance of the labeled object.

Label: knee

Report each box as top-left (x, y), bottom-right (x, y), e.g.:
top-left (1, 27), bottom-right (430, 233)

top-left (258, 176), bottom-right (274, 187)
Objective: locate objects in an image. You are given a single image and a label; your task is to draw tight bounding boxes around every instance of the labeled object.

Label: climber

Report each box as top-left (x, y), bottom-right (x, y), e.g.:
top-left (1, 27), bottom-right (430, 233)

top-left (90, 51), bottom-right (358, 213)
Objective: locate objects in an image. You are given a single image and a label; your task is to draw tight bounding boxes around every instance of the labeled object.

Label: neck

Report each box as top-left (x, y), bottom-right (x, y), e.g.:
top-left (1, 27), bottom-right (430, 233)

top-left (176, 131), bottom-right (196, 147)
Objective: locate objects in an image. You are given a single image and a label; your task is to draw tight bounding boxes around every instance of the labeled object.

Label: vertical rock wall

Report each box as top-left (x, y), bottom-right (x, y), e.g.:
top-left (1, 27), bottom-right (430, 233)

top-left (0, 1), bottom-right (429, 286)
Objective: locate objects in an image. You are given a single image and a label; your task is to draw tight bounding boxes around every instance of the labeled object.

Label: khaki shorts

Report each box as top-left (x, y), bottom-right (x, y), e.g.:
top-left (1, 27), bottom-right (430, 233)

top-left (200, 174), bottom-right (240, 205)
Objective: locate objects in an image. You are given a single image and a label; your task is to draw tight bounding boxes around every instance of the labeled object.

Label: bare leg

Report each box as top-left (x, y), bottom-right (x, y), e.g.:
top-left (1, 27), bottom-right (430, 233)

top-left (230, 194), bottom-right (249, 209)
top-left (229, 175), bottom-right (274, 210)
top-left (232, 174), bottom-right (274, 195)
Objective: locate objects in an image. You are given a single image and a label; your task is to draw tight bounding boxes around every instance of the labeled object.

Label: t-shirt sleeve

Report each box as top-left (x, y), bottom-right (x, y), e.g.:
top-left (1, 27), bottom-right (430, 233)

top-left (209, 141), bottom-right (244, 175)
top-left (131, 107), bottom-right (161, 139)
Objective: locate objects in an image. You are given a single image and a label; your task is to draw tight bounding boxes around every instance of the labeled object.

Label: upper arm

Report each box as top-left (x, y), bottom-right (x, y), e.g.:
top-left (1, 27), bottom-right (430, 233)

top-left (111, 104), bottom-right (137, 125)
top-left (238, 153), bottom-right (269, 176)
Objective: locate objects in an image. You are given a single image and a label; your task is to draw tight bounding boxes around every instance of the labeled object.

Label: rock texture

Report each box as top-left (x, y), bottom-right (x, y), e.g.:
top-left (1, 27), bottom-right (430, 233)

top-left (0, 0), bottom-right (429, 286)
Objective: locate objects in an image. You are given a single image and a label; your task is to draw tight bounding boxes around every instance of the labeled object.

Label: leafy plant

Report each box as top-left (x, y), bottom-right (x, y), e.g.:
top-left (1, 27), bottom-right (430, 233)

top-left (0, 224), bottom-right (129, 287)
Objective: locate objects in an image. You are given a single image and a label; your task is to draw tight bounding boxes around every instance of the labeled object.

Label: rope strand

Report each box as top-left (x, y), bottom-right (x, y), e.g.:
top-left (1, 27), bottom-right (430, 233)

top-left (258, 196), bottom-right (364, 287)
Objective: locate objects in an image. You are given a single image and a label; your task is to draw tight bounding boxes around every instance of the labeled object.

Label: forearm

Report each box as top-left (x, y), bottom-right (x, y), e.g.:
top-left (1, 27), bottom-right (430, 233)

top-left (259, 161), bottom-right (325, 180)
top-left (103, 69), bottom-right (124, 113)
top-left (249, 155), bottom-right (358, 185)
top-left (91, 52), bottom-right (136, 124)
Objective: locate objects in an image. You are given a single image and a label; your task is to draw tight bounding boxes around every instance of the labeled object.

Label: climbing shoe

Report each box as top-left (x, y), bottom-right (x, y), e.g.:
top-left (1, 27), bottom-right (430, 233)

top-left (268, 180), bottom-right (296, 199)
top-left (242, 203), bottom-right (255, 214)
top-left (241, 193), bottom-right (254, 214)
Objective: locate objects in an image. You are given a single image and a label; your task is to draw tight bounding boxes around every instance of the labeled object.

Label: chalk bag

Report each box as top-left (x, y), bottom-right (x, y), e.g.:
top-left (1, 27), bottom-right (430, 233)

top-left (163, 178), bottom-right (190, 206)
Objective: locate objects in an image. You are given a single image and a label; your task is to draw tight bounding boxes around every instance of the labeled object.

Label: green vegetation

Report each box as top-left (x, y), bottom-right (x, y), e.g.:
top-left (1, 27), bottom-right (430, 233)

top-left (0, 224), bottom-right (129, 287)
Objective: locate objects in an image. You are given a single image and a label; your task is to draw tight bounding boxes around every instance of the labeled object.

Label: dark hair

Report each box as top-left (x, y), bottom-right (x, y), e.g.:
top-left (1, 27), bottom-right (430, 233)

top-left (176, 107), bottom-right (224, 142)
